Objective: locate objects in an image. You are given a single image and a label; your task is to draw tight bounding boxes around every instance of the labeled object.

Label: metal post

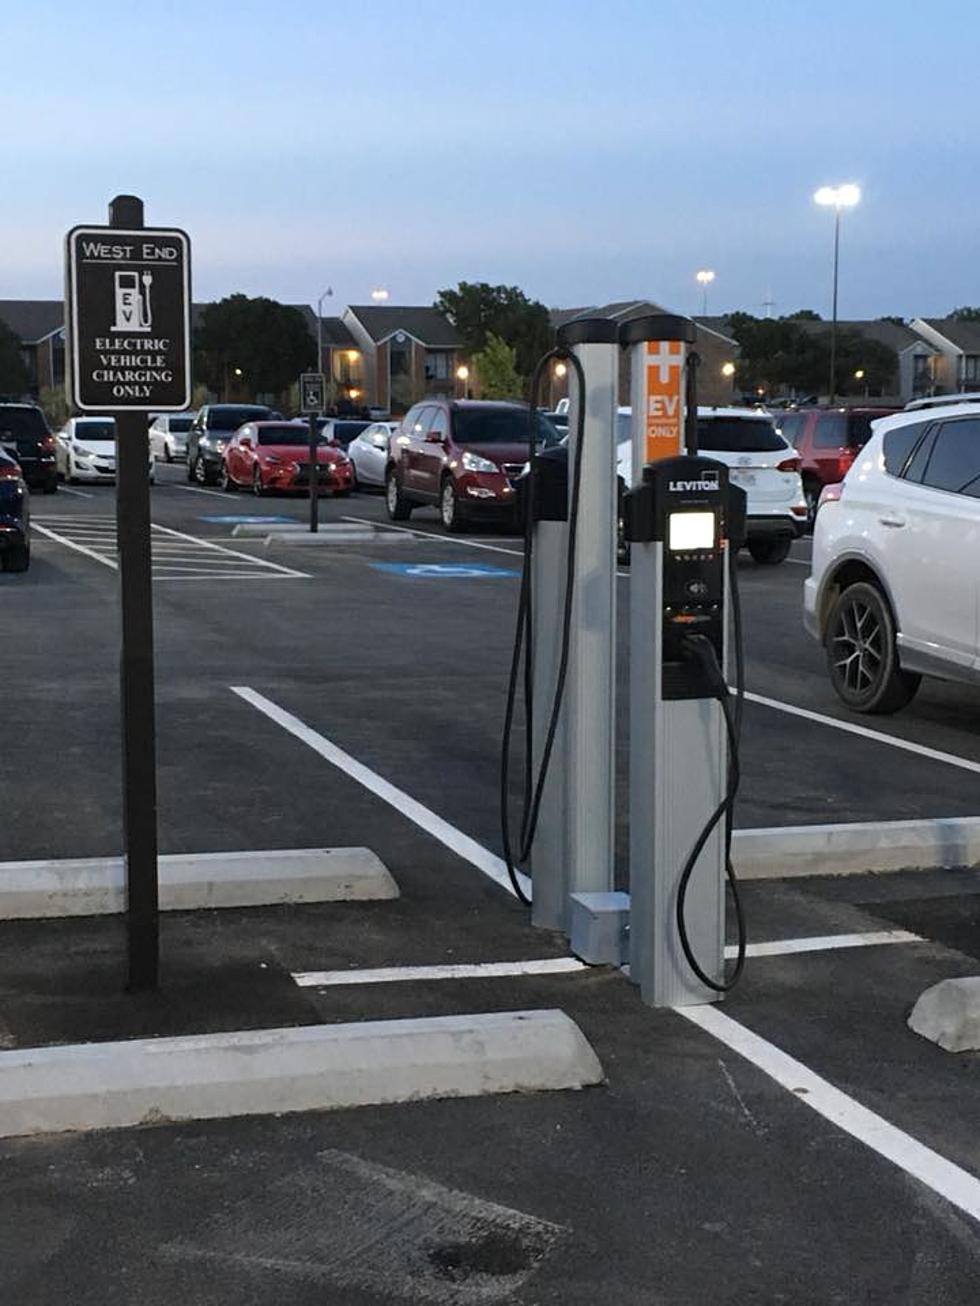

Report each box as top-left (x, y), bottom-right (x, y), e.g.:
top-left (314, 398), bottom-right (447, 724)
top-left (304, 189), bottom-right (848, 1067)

top-left (554, 318), bottom-right (619, 920)
top-left (622, 315), bottom-right (723, 1006)
top-left (829, 207), bottom-right (840, 403)
top-left (309, 412), bottom-right (319, 532)
top-left (109, 194), bottom-right (160, 992)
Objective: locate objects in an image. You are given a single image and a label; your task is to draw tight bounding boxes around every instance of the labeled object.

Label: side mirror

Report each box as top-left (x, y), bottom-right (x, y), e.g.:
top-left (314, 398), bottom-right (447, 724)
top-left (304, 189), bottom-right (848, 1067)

top-left (424, 431), bottom-right (445, 444)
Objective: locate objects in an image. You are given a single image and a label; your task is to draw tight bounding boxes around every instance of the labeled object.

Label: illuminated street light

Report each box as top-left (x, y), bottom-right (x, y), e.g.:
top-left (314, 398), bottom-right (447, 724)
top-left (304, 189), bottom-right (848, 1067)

top-left (721, 361), bottom-right (736, 378)
top-left (813, 183), bottom-right (861, 401)
top-left (371, 288), bottom-right (390, 302)
top-left (456, 364), bottom-right (470, 397)
top-left (695, 268), bottom-right (716, 315)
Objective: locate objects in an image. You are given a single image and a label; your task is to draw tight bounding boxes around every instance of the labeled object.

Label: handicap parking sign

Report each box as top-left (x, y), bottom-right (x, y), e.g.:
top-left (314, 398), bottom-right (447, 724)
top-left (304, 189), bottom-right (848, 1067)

top-left (371, 562), bottom-right (520, 579)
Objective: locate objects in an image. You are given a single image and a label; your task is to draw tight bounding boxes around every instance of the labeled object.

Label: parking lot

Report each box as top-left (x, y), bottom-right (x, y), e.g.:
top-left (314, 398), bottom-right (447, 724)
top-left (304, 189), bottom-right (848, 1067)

top-left (4, 465), bottom-right (980, 1303)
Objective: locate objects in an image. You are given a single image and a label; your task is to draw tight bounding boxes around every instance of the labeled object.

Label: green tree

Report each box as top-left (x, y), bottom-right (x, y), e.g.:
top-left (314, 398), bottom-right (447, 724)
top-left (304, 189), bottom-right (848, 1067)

top-left (38, 386), bottom-right (69, 429)
top-left (473, 333), bottom-right (522, 399)
top-left (0, 320), bottom-right (29, 396)
top-left (784, 309), bottom-right (822, 321)
top-left (435, 281), bottom-right (552, 380)
top-left (195, 295), bottom-right (315, 398)
top-left (950, 306), bottom-right (980, 322)
top-left (726, 314), bottom-right (897, 396)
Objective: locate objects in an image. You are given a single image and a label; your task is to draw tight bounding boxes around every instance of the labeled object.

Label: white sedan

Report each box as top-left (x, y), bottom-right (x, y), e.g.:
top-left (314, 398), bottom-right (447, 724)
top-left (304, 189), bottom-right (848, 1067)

top-left (57, 417), bottom-right (155, 484)
top-left (347, 421), bottom-right (398, 490)
top-left (149, 413), bottom-right (194, 462)
top-left (805, 402), bottom-right (980, 713)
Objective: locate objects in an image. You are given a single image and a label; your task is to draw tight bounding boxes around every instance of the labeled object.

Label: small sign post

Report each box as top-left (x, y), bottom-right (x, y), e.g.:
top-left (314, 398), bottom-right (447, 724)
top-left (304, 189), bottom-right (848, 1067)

top-left (65, 195), bottom-right (191, 992)
top-left (300, 372), bottom-right (325, 533)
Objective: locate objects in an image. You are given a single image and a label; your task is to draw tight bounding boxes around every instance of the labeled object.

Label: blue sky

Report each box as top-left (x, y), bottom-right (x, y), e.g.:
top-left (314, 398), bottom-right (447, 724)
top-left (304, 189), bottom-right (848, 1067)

top-left (4, 0), bottom-right (978, 319)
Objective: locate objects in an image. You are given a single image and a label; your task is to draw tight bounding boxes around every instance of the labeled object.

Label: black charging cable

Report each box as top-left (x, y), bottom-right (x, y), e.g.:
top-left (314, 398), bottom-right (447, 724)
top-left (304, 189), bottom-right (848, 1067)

top-left (500, 348), bottom-right (587, 904)
top-left (674, 541), bottom-right (747, 992)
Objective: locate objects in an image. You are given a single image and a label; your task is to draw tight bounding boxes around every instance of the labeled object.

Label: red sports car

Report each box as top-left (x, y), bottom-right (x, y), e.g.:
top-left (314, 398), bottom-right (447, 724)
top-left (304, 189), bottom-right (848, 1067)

top-left (220, 421), bottom-right (354, 496)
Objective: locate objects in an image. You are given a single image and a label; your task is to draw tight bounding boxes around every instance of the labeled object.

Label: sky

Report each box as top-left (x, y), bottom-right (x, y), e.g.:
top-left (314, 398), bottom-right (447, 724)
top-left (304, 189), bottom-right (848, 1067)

top-left (3, 0), bottom-right (978, 321)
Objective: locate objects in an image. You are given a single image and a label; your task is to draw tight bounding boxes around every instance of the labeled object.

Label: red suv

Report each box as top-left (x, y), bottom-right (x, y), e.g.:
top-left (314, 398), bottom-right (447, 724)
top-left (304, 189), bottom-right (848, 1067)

top-left (777, 406), bottom-right (898, 526)
top-left (385, 399), bottom-right (562, 531)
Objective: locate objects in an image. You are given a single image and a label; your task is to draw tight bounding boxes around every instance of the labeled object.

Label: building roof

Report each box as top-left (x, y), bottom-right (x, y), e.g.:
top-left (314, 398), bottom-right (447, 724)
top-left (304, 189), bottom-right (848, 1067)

top-left (793, 318), bottom-right (930, 353)
top-left (920, 318), bottom-right (980, 353)
top-left (346, 305), bottom-right (460, 348)
top-left (0, 300), bottom-right (64, 343)
top-left (318, 316), bottom-right (357, 348)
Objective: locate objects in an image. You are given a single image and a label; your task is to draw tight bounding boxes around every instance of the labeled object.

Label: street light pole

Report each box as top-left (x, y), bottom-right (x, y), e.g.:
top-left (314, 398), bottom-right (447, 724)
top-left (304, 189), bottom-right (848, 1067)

top-left (317, 286), bottom-right (332, 410)
top-left (814, 184), bottom-right (860, 404)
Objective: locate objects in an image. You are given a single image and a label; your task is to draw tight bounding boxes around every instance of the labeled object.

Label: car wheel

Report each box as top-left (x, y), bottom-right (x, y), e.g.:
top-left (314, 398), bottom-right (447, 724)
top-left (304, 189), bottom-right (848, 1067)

top-left (803, 479), bottom-right (820, 531)
top-left (440, 477), bottom-right (466, 533)
top-left (825, 581), bottom-right (920, 715)
top-left (2, 540), bottom-right (30, 572)
top-left (43, 477), bottom-right (58, 495)
top-left (747, 536), bottom-right (792, 566)
top-left (252, 467), bottom-right (266, 497)
top-left (186, 456), bottom-right (197, 483)
top-left (385, 468), bottom-right (412, 520)
top-left (220, 463), bottom-right (237, 492)
top-left (164, 443), bottom-right (173, 464)
top-left (196, 456), bottom-right (217, 486)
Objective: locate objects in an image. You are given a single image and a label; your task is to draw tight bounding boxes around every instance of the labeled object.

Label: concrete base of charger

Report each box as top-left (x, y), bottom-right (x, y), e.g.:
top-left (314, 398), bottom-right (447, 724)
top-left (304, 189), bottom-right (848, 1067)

top-left (0, 847), bottom-right (397, 919)
top-left (0, 1009), bottom-right (604, 1138)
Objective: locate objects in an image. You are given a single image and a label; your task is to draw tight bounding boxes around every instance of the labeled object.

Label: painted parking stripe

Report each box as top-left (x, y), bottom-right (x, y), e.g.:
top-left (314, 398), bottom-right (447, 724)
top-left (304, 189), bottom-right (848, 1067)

top-left (725, 929), bottom-right (921, 959)
top-left (371, 561), bottom-right (520, 579)
top-left (31, 522), bottom-right (117, 570)
top-left (343, 515), bottom-right (525, 559)
top-left (745, 689), bottom-right (980, 778)
top-left (231, 686), bottom-right (531, 900)
top-left (294, 957), bottom-right (588, 987)
top-left (681, 1004), bottom-right (980, 1225)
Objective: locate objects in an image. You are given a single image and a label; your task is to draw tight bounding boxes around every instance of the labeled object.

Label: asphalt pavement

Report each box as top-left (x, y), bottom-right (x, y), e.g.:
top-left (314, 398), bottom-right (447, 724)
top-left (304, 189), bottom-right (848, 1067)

top-left (3, 465), bottom-right (980, 1303)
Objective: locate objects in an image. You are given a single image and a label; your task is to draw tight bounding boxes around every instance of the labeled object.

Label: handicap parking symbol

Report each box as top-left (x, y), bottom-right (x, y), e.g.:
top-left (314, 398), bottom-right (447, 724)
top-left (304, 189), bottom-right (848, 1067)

top-left (371, 561), bottom-right (520, 579)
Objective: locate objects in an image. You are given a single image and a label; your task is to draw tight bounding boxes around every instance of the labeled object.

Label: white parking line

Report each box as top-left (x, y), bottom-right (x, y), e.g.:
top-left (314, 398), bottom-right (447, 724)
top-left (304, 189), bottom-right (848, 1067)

top-left (342, 515), bottom-right (525, 559)
top-left (58, 486), bottom-right (94, 499)
top-left (681, 1004), bottom-right (980, 1225)
top-left (149, 522), bottom-right (309, 577)
top-left (745, 689), bottom-right (980, 777)
top-left (293, 957), bottom-right (588, 987)
top-left (231, 686), bottom-right (531, 900)
top-left (31, 522), bottom-right (117, 570)
top-left (725, 930), bottom-right (920, 959)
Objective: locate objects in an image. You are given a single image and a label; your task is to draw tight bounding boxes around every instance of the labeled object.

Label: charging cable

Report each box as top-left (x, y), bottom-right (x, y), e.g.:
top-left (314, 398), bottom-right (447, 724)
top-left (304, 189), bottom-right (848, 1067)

top-left (500, 348), bottom-right (586, 904)
top-left (674, 541), bottom-right (747, 992)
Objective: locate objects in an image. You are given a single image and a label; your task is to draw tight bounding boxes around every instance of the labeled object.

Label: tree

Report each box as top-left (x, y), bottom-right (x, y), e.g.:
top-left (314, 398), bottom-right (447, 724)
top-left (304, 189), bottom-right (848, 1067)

top-left (435, 281), bottom-right (552, 380)
top-left (0, 320), bottom-right (29, 396)
top-left (473, 333), bottom-right (522, 399)
top-left (195, 295), bottom-right (315, 398)
top-left (784, 309), bottom-right (822, 321)
top-left (726, 313), bottom-right (897, 397)
top-left (38, 386), bottom-right (69, 429)
top-left (950, 306), bottom-right (980, 322)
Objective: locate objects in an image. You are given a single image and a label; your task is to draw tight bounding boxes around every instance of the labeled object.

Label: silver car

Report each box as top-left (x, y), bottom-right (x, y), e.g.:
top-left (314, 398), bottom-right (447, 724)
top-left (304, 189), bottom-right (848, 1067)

top-left (149, 413), bottom-right (195, 462)
top-left (347, 421), bottom-right (397, 490)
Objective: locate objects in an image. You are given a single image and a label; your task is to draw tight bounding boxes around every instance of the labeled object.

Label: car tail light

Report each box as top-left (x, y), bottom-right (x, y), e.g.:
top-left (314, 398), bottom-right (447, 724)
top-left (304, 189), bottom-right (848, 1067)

top-left (817, 483), bottom-right (843, 513)
top-left (0, 462), bottom-right (19, 479)
top-left (39, 435), bottom-right (55, 452)
top-left (776, 456), bottom-right (801, 472)
top-left (836, 449), bottom-right (856, 479)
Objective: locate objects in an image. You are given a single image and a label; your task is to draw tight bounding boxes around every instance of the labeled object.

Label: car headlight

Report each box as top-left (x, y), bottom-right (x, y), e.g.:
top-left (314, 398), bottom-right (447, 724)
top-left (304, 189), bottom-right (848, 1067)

top-left (461, 450), bottom-right (499, 473)
top-left (74, 446), bottom-right (94, 458)
top-left (214, 439), bottom-right (227, 451)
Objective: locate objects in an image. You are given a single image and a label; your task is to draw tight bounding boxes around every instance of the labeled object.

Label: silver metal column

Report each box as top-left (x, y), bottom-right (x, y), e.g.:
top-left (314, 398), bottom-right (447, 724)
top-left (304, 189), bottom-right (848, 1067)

top-left (622, 315), bottom-right (725, 1006)
top-left (554, 318), bottom-right (620, 922)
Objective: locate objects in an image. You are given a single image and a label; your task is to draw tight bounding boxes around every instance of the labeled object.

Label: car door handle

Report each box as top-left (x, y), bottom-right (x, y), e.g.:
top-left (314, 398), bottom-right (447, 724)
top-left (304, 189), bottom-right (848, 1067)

top-left (879, 514), bottom-right (906, 528)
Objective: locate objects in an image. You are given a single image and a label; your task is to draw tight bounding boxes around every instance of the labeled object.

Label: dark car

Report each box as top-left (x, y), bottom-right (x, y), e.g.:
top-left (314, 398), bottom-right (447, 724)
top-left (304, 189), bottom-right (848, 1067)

top-left (776, 406), bottom-right (898, 526)
top-left (385, 399), bottom-right (562, 532)
top-left (186, 404), bottom-right (276, 485)
top-left (0, 402), bottom-right (57, 494)
top-left (0, 447), bottom-right (30, 572)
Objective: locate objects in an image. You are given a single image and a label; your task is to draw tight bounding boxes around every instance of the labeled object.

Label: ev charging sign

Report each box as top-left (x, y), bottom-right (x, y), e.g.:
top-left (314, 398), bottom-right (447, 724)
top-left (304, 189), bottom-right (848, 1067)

top-left (644, 339), bottom-right (685, 465)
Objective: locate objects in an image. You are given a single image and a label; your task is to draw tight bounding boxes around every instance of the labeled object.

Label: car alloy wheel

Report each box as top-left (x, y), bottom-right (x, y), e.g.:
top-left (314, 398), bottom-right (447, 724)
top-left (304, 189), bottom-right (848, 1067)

top-left (385, 468), bottom-right (412, 520)
top-left (221, 463), bottom-right (236, 492)
top-left (253, 467), bottom-right (265, 497)
top-left (825, 581), bottom-right (920, 714)
top-left (440, 477), bottom-right (466, 532)
top-left (195, 455), bottom-right (208, 484)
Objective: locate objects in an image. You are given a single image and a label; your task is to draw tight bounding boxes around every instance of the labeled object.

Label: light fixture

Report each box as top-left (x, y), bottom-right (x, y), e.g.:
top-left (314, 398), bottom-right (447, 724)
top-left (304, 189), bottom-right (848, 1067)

top-left (854, 368), bottom-right (865, 380)
top-left (348, 387), bottom-right (361, 400)
top-left (371, 288), bottom-right (390, 302)
top-left (721, 361), bottom-right (736, 378)
top-left (346, 350), bottom-right (359, 363)
top-left (456, 365), bottom-right (469, 381)
top-left (814, 184), bottom-right (861, 209)
top-left (813, 183), bottom-right (862, 401)
top-left (695, 269), bottom-right (716, 314)
top-left (233, 367), bottom-right (243, 377)
top-left (554, 361), bottom-right (567, 379)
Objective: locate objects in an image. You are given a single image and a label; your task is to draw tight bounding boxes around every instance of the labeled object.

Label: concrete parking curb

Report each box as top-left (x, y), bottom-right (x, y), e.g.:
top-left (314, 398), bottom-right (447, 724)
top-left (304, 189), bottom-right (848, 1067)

top-left (0, 847), bottom-right (398, 919)
top-left (263, 528), bottom-right (388, 546)
top-left (0, 1009), bottom-right (604, 1138)
top-left (734, 817), bottom-right (980, 879)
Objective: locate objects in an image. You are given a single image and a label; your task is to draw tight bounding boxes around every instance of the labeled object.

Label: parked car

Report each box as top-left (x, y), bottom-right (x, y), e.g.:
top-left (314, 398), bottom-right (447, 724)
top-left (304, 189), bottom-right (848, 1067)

top-left (347, 422), bottom-right (398, 490)
top-left (56, 417), bottom-right (156, 484)
top-left (220, 421), bottom-right (354, 496)
top-left (804, 403), bottom-right (980, 713)
top-left (0, 447), bottom-right (30, 572)
top-left (385, 399), bottom-right (563, 531)
top-left (320, 418), bottom-right (372, 450)
top-left (186, 404), bottom-right (276, 485)
top-left (617, 406), bottom-right (807, 564)
top-left (776, 406), bottom-right (898, 526)
top-left (149, 412), bottom-right (195, 462)
top-left (0, 402), bottom-right (57, 493)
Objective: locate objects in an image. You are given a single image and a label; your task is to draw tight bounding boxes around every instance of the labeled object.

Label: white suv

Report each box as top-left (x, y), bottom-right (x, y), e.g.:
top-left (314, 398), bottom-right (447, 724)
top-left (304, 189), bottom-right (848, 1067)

top-left (804, 403), bottom-right (980, 713)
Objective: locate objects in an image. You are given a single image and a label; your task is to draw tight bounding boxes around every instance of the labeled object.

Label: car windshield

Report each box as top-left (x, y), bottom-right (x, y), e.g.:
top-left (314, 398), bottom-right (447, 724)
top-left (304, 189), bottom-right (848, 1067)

top-left (208, 406), bottom-right (271, 431)
top-left (846, 414), bottom-right (877, 449)
top-left (697, 417), bottom-right (783, 452)
top-left (169, 417), bottom-right (192, 433)
top-left (455, 407), bottom-right (562, 446)
top-left (257, 427), bottom-right (328, 447)
top-left (77, 421), bottom-right (115, 441)
top-left (0, 407), bottom-right (48, 438)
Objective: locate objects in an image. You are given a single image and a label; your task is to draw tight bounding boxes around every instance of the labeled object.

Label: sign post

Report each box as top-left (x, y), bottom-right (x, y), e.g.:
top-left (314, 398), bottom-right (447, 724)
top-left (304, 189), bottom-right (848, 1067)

top-left (300, 371), bottom-right (325, 533)
top-left (65, 195), bottom-right (191, 992)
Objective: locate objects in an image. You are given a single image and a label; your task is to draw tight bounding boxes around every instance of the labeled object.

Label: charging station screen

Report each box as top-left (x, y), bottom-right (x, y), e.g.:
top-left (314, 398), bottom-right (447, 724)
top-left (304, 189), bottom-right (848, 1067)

top-left (668, 511), bottom-right (715, 552)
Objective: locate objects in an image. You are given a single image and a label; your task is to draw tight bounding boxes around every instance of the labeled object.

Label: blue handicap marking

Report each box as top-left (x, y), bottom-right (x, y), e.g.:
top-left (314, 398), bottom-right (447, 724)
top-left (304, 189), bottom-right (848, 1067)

top-left (200, 514), bottom-right (295, 525)
top-left (371, 561), bottom-right (520, 579)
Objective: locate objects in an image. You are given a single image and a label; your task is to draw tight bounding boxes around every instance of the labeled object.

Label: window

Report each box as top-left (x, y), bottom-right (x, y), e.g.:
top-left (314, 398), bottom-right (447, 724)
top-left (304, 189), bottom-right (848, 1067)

top-left (409, 407), bottom-right (435, 439)
top-left (425, 351), bottom-right (451, 381)
top-left (389, 339), bottom-right (410, 377)
top-left (961, 356), bottom-right (980, 386)
top-left (453, 406), bottom-right (561, 446)
top-left (813, 413), bottom-right (846, 448)
top-left (777, 413), bottom-right (804, 444)
top-left (845, 414), bottom-right (878, 450)
top-left (697, 417), bottom-right (783, 452)
top-left (920, 418), bottom-right (980, 497)
top-left (883, 422), bottom-right (929, 477)
top-left (428, 408), bottom-right (450, 441)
